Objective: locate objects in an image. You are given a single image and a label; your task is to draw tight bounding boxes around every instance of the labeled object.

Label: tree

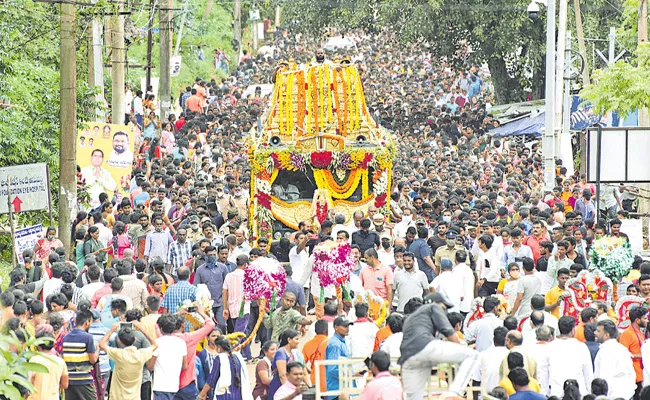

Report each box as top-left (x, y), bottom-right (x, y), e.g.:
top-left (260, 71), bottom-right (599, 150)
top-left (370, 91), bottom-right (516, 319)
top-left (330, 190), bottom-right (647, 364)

top-left (580, 43), bottom-right (650, 118)
top-left (0, 332), bottom-right (53, 399)
top-left (280, 0), bottom-right (547, 104)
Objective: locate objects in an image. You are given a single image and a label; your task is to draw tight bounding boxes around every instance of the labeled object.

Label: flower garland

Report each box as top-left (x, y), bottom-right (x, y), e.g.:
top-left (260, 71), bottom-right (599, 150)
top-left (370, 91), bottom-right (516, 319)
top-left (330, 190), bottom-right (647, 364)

top-left (327, 67), bottom-right (333, 124)
top-left (296, 70), bottom-right (306, 132)
top-left (244, 257), bottom-right (287, 302)
top-left (340, 68), bottom-right (348, 135)
top-left (285, 72), bottom-right (294, 137)
top-left (347, 68), bottom-right (355, 134)
top-left (589, 236), bottom-right (634, 282)
top-left (354, 76), bottom-right (362, 131)
top-left (278, 73), bottom-right (285, 135)
top-left (333, 69), bottom-right (342, 133)
top-left (311, 67), bottom-right (319, 133)
top-left (251, 147), bottom-right (396, 174)
top-left (319, 66), bottom-right (325, 128)
top-left (306, 69), bottom-right (312, 132)
top-left (313, 169), bottom-right (363, 199)
top-left (313, 242), bottom-right (355, 300)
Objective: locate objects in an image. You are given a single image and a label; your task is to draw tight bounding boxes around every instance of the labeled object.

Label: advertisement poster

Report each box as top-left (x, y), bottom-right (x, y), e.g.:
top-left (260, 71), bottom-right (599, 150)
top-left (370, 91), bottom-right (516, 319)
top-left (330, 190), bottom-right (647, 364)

top-left (15, 224), bottom-right (42, 264)
top-left (77, 122), bottom-right (136, 208)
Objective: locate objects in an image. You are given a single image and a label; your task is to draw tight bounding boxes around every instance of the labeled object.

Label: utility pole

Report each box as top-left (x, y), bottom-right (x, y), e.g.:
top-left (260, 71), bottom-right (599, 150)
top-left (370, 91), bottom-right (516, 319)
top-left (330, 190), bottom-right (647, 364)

top-left (159, 0), bottom-right (173, 121)
top-left (88, 1), bottom-right (105, 121)
top-left (111, 0), bottom-right (125, 124)
top-left (573, 0), bottom-right (589, 85)
top-left (233, 0), bottom-right (241, 46)
top-left (543, 0), bottom-right (557, 190)
top-left (145, 0), bottom-right (154, 92)
top-left (275, 5), bottom-right (281, 28)
top-left (175, 0), bottom-right (189, 56)
top-left (638, 0), bottom-right (649, 216)
top-left (60, 1), bottom-right (77, 254)
top-left (251, 5), bottom-right (259, 51)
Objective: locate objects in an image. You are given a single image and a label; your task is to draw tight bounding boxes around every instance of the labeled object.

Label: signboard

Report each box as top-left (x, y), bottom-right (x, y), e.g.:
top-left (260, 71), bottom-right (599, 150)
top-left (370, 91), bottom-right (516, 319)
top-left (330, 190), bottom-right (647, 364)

top-left (171, 56), bottom-right (182, 77)
top-left (14, 224), bottom-right (42, 264)
top-left (0, 163), bottom-right (50, 214)
top-left (586, 127), bottom-right (650, 183)
top-left (249, 9), bottom-right (260, 21)
top-left (570, 96), bottom-right (601, 131)
top-left (621, 218), bottom-right (643, 253)
top-left (77, 122), bottom-right (137, 208)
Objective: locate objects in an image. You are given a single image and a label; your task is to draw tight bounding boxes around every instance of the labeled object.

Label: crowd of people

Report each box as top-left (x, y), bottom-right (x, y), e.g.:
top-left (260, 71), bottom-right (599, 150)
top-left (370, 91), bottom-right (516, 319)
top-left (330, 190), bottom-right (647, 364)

top-left (2, 27), bottom-right (649, 400)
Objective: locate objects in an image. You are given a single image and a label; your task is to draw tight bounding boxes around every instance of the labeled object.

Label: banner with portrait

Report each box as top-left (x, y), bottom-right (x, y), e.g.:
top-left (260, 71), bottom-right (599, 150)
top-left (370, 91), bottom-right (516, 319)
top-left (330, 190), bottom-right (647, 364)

top-left (77, 122), bottom-right (136, 209)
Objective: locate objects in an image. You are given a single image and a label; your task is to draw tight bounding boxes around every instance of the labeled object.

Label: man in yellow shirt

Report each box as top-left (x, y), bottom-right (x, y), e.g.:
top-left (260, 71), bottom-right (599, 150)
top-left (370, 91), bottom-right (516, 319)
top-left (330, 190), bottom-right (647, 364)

top-left (545, 268), bottom-right (571, 318)
top-left (499, 352), bottom-right (542, 395)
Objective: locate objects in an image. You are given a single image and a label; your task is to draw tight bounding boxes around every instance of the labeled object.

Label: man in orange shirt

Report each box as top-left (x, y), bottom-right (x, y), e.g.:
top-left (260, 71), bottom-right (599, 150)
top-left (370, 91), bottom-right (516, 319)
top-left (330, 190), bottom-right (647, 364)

top-left (303, 320), bottom-right (329, 392)
top-left (575, 307), bottom-right (597, 343)
top-left (184, 89), bottom-right (203, 113)
top-left (619, 306), bottom-right (648, 397)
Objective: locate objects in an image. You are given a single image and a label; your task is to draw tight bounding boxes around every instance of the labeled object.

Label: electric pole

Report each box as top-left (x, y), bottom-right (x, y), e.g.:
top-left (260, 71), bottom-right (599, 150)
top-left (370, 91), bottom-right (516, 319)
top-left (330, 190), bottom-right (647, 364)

top-left (159, 0), bottom-right (173, 121)
top-left (60, 1), bottom-right (77, 253)
top-left (251, 5), bottom-right (259, 51)
top-left (275, 5), bottom-right (281, 28)
top-left (145, 0), bottom-right (154, 92)
top-left (88, 1), bottom-right (104, 121)
top-left (573, 0), bottom-right (589, 86)
top-left (111, 0), bottom-right (125, 124)
top-left (234, 0), bottom-right (241, 46)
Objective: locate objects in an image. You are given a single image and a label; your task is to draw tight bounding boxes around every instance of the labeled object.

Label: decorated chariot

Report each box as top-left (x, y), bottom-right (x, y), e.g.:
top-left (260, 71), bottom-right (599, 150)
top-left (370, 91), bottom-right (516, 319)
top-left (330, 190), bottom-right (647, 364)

top-left (248, 59), bottom-right (396, 240)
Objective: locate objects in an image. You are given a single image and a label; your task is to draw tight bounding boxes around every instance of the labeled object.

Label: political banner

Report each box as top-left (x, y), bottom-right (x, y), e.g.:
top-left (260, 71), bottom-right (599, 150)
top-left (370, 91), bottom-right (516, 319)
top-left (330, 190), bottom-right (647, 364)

top-left (15, 224), bottom-right (43, 264)
top-left (77, 122), bottom-right (136, 208)
top-left (0, 163), bottom-right (50, 214)
top-left (570, 96), bottom-right (601, 131)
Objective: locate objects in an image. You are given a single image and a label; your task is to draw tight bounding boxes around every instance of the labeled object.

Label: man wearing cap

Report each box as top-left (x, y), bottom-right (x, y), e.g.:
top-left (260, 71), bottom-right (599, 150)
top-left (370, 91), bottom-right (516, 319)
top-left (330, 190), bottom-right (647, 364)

top-left (430, 259), bottom-right (462, 312)
top-left (434, 231), bottom-right (465, 271)
top-left (325, 316), bottom-right (353, 395)
top-left (186, 215), bottom-right (203, 243)
top-left (400, 293), bottom-right (479, 400)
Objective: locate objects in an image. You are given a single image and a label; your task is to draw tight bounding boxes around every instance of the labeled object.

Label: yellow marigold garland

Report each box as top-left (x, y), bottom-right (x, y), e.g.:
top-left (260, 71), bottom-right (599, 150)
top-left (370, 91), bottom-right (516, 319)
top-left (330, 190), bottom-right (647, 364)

top-left (355, 77), bottom-right (363, 130)
top-left (278, 73), bottom-right (285, 135)
top-left (306, 69), bottom-right (312, 133)
top-left (327, 67), bottom-right (333, 124)
top-left (285, 72), bottom-right (294, 137)
top-left (340, 68), bottom-right (349, 135)
top-left (347, 68), bottom-right (355, 134)
top-left (313, 169), bottom-right (365, 199)
top-left (311, 67), bottom-right (319, 133)
top-left (333, 69), bottom-right (342, 133)
top-left (296, 71), bottom-right (305, 133)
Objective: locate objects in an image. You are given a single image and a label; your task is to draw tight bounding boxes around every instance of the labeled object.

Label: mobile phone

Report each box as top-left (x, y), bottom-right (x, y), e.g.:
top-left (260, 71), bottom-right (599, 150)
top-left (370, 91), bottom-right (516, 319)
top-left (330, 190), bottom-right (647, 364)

top-left (120, 322), bottom-right (133, 330)
top-left (187, 306), bottom-right (198, 313)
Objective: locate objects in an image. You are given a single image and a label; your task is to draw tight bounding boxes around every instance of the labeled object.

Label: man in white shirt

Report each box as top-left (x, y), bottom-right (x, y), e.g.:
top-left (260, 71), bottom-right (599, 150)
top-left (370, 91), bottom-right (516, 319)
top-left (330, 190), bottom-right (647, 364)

top-left (392, 208), bottom-right (415, 239)
top-left (539, 316), bottom-right (593, 397)
top-left (476, 235), bottom-right (502, 297)
top-left (81, 265), bottom-right (104, 301)
top-left (522, 295), bottom-right (559, 336)
top-left (377, 232), bottom-right (396, 266)
top-left (465, 296), bottom-right (503, 352)
top-left (331, 213), bottom-right (349, 241)
top-left (289, 232), bottom-right (309, 293)
top-left (522, 311), bottom-right (546, 348)
top-left (348, 303), bottom-right (379, 359)
top-left (453, 250), bottom-right (474, 315)
top-left (94, 220), bottom-right (113, 249)
top-left (502, 229), bottom-right (533, 269)
top-left (429, 259), bottom-right (462, 312)
top-left (594, 319), bottom-right (636, 399)
top-left (148, 314), bottom-right (188, 397)
top-left (472, 326), bottom-right (510, 391)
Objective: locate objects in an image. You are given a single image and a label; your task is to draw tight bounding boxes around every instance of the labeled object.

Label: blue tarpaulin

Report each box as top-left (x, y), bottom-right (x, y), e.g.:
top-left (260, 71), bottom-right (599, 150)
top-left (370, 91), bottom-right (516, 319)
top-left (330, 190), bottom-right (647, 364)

top-left (490, 112), bottom-right (545, 137)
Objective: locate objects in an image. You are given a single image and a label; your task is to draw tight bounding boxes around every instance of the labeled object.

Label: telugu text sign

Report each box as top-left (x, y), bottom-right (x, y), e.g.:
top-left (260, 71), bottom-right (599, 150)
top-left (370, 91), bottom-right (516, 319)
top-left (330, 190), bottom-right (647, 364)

top-left (15, 224), bottom-right (43, 264)
top-left (0, 163), bottom-right (50, 214)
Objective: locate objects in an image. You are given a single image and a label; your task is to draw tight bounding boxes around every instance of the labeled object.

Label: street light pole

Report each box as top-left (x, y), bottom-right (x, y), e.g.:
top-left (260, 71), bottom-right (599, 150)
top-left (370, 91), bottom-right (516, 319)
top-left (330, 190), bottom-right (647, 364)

top-left (543, 0), bottom-right (557, 189)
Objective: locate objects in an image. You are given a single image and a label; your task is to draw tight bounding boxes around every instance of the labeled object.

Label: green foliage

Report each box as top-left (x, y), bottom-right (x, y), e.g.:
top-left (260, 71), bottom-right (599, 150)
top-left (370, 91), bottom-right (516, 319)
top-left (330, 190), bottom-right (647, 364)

top-left (581, 43), bottom-right (650, 117)
top-left (124, 0), bottom-right (235, 94)
top-left (279, 0), bottom-right (546, 104)
top-left (0, 332), bottom-right (53, 399)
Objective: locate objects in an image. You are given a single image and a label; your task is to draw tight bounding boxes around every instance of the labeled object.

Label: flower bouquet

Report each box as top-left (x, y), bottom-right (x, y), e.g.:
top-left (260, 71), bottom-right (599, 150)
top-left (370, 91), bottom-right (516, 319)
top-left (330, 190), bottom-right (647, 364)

top-left (589, 236), bottom-right (634, 302)
top-left (589, 236), bottom-right (634, 282)
top-left (237, 257), bottom-right (287, 351)
top-left (312, 241), bottom-right (355, 303)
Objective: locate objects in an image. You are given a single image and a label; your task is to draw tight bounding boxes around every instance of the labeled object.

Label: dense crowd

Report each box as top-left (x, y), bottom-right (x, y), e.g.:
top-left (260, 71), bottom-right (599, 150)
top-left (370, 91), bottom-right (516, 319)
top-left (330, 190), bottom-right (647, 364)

top-left (1, 28), bottom-right (648, 400)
